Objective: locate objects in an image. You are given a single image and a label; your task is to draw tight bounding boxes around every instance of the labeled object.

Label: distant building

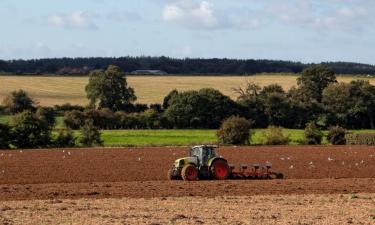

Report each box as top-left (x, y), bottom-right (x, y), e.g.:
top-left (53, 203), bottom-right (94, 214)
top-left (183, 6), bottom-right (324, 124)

top-left (130, 70), bottom-right (167, 75)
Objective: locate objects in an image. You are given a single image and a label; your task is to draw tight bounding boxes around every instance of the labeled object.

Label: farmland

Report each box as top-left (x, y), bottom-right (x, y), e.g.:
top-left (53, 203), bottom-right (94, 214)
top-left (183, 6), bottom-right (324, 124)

top-left (0, 74), bottom-right (374, 106)
top-left (0, 146), bottom-right (375, 224)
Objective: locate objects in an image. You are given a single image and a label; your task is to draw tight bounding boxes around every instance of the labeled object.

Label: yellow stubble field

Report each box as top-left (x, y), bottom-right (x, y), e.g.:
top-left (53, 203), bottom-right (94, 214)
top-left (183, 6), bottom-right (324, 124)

top-left (0, 74), bottom-right (374, 106)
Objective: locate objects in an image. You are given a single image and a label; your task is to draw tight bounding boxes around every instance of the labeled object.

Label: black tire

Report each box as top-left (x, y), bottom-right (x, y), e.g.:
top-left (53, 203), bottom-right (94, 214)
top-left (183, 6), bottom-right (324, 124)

top-left (210, 159), bottom-right (230, 180)
top-left (181, 164), bottom-right (198, 181)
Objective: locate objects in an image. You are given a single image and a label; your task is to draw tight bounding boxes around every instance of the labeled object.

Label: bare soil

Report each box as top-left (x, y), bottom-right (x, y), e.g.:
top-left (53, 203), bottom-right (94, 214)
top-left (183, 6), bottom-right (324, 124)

top-left (0, 146), bottom-right (374, 201)
top-left (1, 194), bottom-right (374, 225)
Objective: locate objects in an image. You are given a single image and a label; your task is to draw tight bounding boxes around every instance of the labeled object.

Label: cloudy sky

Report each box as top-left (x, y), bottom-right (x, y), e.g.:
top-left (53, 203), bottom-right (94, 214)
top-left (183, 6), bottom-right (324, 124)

top-left (0, 0), bottom-right (374, 63)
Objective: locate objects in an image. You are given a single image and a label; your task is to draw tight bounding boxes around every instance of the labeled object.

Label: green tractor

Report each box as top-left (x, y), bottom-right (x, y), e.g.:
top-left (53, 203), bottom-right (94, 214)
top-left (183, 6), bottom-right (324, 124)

top-left (168, 145), bottom-right (230, 181)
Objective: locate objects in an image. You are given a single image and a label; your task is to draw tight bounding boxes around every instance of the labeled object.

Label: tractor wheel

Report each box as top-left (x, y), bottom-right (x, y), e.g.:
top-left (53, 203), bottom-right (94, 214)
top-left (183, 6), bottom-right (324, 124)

top-left (181, 164), bottom-right (198, 181)
top-left (211, 159), bottom-right (230, 180)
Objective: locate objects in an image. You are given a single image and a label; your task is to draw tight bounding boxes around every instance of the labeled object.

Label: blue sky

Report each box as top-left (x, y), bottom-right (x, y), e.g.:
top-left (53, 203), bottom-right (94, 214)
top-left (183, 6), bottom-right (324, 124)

top-left (0, 0), bottom-right (374, 64)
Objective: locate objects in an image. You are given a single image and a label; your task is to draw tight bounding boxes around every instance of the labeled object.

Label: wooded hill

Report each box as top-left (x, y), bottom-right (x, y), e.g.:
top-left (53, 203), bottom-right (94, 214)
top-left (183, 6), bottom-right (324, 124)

top-left (1, 57), bottom-right (375, 75)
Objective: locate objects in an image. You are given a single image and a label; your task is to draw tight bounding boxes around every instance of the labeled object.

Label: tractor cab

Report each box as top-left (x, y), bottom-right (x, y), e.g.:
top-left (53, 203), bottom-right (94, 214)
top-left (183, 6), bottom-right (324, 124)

top-left (190, 145), bottom-right (216, 166)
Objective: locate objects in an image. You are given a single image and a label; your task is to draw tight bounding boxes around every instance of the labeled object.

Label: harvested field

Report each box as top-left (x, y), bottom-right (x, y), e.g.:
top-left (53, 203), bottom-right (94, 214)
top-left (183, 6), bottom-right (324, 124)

top-left (1, 75), bottom-right (374, 105)
top-left (1, 193), bottom-right (375, 225)
top-left (0, 146), bottom-right (374, 201)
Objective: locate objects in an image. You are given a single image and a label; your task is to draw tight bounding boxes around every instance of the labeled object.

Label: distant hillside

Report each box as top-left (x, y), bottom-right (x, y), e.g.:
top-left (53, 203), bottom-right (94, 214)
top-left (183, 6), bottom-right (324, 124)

top-left (0, 57), bottom-right (374, 75)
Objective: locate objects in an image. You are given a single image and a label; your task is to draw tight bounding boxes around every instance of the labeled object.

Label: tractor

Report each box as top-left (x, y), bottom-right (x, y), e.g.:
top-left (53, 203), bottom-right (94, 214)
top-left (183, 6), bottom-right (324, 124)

top-left (168, 145), bottom-right (282, 181)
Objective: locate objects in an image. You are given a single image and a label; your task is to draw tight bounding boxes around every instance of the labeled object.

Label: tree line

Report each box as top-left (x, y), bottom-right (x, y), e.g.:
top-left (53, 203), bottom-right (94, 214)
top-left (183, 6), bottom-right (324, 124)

top-left (1, 57), bottom-right (375, 75)
top-left (0, 64), bottom-right (374, 149)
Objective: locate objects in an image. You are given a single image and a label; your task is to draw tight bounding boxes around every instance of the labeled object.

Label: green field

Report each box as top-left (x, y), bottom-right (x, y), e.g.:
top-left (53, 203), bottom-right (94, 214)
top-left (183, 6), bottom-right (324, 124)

top-left (82, 129), bottom-right (375, 147)
top-left (1, 74), bottom-right (374, 106)
top-left (1, 115), bottom-right (374, 147)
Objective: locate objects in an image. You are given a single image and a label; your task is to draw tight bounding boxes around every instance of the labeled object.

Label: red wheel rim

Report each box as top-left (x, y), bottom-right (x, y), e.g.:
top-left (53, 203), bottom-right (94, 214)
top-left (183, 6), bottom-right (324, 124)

top-left (215, 163), bottom-right (228, 178)
top-left (186, 167), bottom-right (197, 180)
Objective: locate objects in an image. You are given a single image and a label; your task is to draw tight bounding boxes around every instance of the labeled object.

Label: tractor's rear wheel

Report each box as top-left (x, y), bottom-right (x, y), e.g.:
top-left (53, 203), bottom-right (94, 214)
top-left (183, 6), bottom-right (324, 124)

top-left (181, 164), bottom-right (198, 181)
top-left (211, 159), bottom-right (230, 180)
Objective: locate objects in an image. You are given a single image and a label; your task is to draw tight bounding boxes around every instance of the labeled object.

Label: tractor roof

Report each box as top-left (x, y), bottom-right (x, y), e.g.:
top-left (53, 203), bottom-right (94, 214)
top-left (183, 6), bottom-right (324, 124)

top-left (192, 145), bottom-right (218, 149)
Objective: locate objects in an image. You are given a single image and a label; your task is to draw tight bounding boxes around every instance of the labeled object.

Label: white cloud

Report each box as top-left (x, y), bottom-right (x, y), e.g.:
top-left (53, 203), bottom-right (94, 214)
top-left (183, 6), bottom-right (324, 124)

top-left (48, 11), bottom-right (97, 29)
top-left (162, 1), bottom-right (226, 29)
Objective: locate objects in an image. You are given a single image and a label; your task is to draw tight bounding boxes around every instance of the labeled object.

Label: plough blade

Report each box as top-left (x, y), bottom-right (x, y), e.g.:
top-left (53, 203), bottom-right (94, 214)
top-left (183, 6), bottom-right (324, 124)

top-left (229, 163), bottom-right (283, 179)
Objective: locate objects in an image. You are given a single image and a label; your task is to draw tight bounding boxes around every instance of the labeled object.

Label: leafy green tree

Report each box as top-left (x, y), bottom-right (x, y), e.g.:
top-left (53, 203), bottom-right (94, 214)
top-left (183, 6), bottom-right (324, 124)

top-left (165, 88), bottom-right (239, 128)
top-left (10, 111), bottom-right (53, 148)
top-left (217, 116), bottom-right (251, 145)
top-left (85, 65), bottom-right (136, 111)
top-left (297, 64), bottom-right (337, 102)
top-left (235, 82), bottom-right (267, 128)
top-left (2, 90), bottom-right (36, 114)
top-left (304, 122), bottom-right (323, 145)
top-left (322, 81), bottom-right (375, 128)
top-left (79, 119), bottom-right (103, 146)
top-left (0, 124), bottom-right (11, 149)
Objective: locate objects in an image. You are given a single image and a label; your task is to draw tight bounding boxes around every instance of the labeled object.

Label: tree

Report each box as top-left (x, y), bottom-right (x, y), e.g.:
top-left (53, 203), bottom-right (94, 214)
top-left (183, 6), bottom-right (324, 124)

top-left (79, 119), bottom-right (103, 146)
top-left (322, 81), bottom-right (375, 129)
top-left (2, 90), bottom-right (35, 114)
top-left (234, 82), bottom-right (268, 128)
top-left (217, 116), bottom-right (251, 145)
top-left (162, 89), bottom-right (178, 109)
top-left (165, 88), bottom-right (239, 128)
top-left (0, 124), bottom-right (11, 149)
top-left (85, 65), bottom-right (136, 111)
top-left (10, 111), bottom-right (53, 148)
top-left (304, 122), bottom-right (323, 145)
top-left (297, 64), bottom-right (337, 102)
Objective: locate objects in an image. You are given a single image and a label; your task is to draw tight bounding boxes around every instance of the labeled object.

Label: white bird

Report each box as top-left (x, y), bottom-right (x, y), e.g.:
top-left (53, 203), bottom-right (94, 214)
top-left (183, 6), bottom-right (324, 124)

top-left (19, 150), bottom-right (23, 153)
top-left (328, 157), bottom-right (334, 161)
top-left (355, 163), bottom-right (359, 166)
top-left (289, 165), bottom-right (294, 169)
top-left (138, 157), bottom-right (141, 161)
top-left (62, 156), bottom-right (66, 159)
top-left (280, 157), bottom-right (285, 161)
top-left (309, 161), bottom-right (313, 165)
top-left (360, 160), bottom-right (364, 164)
top-left (62, 150), bottom-right (65, 153)
top-left (67, 152), bottom-right (71, 156)
top-left (342, 161), bottom-right (345, 165)
top-left (287, 157), bottom-right (291, 160)
top-left (1, 170), bottom-right (4, 173)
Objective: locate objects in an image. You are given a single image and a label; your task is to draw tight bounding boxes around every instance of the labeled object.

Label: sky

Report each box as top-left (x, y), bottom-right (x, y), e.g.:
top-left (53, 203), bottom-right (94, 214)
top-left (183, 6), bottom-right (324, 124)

top-left (0, 0), bottom-right (374, 64)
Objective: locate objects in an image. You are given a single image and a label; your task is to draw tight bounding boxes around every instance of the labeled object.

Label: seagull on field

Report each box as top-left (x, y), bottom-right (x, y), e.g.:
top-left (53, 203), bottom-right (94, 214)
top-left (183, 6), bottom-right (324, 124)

top-left (328, 157), bottom-right (334, 161)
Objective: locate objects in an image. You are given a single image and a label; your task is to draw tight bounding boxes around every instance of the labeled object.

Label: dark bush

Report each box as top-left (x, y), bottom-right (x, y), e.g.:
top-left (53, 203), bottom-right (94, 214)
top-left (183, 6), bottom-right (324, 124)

top-left (345, 133), bottom-right (375, 145)
top-left (217, 116), bottom-right (251, 145)
top-left (263, 126), bottom-right (290, 145)
top-left (0, 123), bottom-right (11, 149)
top-left (304, 122), bottom-right (323, 145)
top-left (64, 110), bottom-right (85, 129)
top-left (327, 126), bottom-right (346, 145)
top-left (54, 129), bottom-right (76, 147)
top-left (79, 119), bottom-right (103, 147)
top-left (54, 103), bottom-right (85, 112)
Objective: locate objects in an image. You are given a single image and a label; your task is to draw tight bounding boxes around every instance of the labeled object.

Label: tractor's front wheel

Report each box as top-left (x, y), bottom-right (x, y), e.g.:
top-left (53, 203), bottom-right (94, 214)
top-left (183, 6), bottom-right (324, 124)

top-left (211, 159), bottom-right (230, 180)
top-left (181, 164), bottom-right (198, 181)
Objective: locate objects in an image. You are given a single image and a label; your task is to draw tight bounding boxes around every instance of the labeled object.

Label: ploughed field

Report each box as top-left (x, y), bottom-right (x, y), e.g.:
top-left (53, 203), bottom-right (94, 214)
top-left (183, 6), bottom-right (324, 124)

top-left (0, 146), bottom-right (374, 201)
